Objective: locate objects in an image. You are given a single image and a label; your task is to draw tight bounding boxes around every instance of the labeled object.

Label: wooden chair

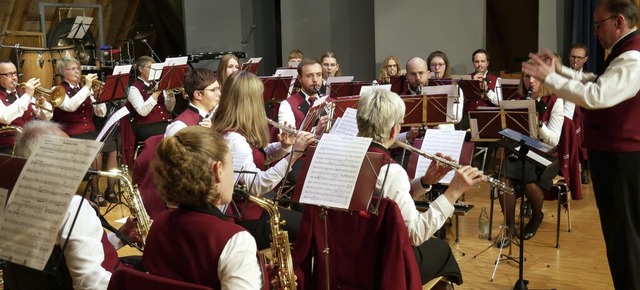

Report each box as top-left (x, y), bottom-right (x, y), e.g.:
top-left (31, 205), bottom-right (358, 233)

top-left (499, 70), bottom-right (522, 80)
top-left (108, 267), bottom-right (213, 290)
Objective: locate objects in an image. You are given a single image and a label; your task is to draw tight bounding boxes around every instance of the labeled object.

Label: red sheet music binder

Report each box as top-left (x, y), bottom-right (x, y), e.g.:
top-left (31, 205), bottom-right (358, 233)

top-left (261, 76), bottom-right (293, 103)
top-left (95, 73), bottom-right (130, 103)
top-left (500, 79), bottom-right (522, 100)
top-left (0, 154), bottom-right (26, 200)
top-left (329, 81), bottom-right (372, 99)
top-left (389, 75), bottom-right (407, 95)
top-left (156, 64), bottom-right (189, 91)
top-left (332, 96), bottom-right (360, 119)
top-left (242, 62), bottom-right (260, 74)
top-left (457, 79), bottom-right (484, 101)
top-left (291, 146), bottom-right (385, 212)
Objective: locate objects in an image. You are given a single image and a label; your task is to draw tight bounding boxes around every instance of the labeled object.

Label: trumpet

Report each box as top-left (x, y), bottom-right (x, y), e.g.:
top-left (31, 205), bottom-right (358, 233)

top-left (13, 81), bottom-right (66, 112)
top-left (265, 117), bottom-right (319, 144)
top-left (394, 140), bottom-right (514, 194)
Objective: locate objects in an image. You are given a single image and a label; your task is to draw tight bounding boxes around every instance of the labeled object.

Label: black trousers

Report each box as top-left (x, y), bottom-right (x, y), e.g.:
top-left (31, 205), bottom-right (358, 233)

top-left (590, 150), bottom-right (640, 290)
top-left (414, 238), bottom-right (462, 285)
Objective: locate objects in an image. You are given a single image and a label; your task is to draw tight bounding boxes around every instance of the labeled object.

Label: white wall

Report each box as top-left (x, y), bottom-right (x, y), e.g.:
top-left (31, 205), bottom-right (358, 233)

top-left (374, 0), bottom-right (486, 76)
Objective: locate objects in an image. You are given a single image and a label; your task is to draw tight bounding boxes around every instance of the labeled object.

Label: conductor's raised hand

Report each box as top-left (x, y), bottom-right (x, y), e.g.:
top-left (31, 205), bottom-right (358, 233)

top-left (443, 165), bottom-right (483, 203)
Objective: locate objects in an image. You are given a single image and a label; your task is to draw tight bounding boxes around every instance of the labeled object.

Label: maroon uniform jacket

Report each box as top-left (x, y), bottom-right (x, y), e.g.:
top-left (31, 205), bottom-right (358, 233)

top-left (52, 82), bottom-right (95, 136)
top-left (465, 72), bottom-right (499, 112)
top-left (0, 89), bottom-right (33, 146)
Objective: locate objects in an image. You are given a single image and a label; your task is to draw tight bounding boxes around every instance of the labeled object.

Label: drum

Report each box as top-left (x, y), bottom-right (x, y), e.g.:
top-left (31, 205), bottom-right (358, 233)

top-left (51, 45), bottom-right (77, 85)
top-left (19, 48), bottom-right (53, 89)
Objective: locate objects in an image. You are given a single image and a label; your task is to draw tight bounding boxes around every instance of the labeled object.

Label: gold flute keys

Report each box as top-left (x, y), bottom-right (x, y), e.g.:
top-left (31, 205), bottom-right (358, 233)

top-left (394, 140), bottom-right (514, 194)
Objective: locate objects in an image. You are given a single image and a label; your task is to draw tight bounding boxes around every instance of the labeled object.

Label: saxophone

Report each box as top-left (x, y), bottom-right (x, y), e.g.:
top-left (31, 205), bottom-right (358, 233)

top-left (95, 166), bottom-right (151, 242)
top-left (235, 188), bottom-right (295, 290)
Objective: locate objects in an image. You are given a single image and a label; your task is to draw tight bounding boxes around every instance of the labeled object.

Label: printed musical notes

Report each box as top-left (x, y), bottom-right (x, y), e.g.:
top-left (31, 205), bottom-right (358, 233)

top-left (330, 107), bottom-right (359, 137)
top-left (299, 134), bottom-right (372, 209)
top-left (415, 129), bottom-right (466, 184)
top-left (0, 135), bottom-right (101, 270)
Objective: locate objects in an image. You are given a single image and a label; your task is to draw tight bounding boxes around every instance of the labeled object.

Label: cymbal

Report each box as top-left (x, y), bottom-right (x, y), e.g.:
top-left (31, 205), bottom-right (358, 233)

top-left (133, 31), bottom-right (155, 40)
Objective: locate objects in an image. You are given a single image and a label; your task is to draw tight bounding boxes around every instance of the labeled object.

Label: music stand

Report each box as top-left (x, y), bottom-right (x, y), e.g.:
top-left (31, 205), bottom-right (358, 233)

top-left (400, 90), bottom-right (457, 128)
top-left (499, 79), bottom-right (522, 101)
top-left (332, 96), bottom-right (360, 119)
top-left (261, 76), bottom-right (293, 120)
top-left (458, 79), bottom-right (485, 102)
top-left (496, 128), bottom-right (556, 290)
top-left (155, 64), bottom-right (188, 92)
top-left (428, 78), bottom-right (454, 86)
top-left (389, 75), bottom-right (407, 95)
top-left (291, 146), bottom-right (385, 213)
top-left (67, 16), bottom-right (93, 40)
top-left (242, 57), bottom-right (262, 74)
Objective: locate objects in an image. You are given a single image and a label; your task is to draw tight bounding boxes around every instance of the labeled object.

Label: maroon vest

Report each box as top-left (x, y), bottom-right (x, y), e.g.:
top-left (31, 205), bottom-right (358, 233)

top-left (130, 80), bottom-right (171, 125)
top-left (52, 82), bottom-right (96, 136)
top-left (585, 31), bottom-right (640, 151)
top-left (143, 208), bottom-right (243, 289)
top-left (465, 72), bottom-right (499, 112)
top-left (0, 90), bottom-right (33, 146)
top-left (285, 91), bottom-right (334, 130)
top-left (538, 94), bottom-right (559, 125)
top-left (172, 105), bottom-right (202, 127)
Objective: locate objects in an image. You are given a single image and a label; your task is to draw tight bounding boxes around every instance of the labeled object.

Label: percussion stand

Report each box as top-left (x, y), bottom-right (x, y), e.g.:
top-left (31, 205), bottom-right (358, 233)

top-left (1, 44), bottom-right (23, 81)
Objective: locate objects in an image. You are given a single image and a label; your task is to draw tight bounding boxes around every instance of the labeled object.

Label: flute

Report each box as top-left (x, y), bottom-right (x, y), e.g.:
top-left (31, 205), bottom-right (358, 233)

top-left (394, 140), bottom-right (514, 194)
top-left (265, 117), bottom-right (319, 144)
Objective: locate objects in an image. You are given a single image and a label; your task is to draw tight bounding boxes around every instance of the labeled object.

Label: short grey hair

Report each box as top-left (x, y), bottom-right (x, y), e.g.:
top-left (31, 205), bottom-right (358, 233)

top-left (55, 57), bottom-right (81, 76)
top-left (357, 89), bottom-right (405, 143)
top-left (14, 120), bottom-right (65, 158)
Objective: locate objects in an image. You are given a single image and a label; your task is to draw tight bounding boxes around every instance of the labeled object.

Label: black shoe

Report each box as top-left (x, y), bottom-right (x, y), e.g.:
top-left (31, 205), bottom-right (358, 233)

top-left (523, 213), bottom-right (544, 240)
top-left (581, 171), bottom-right (589, 184)
top-left (104, 190), bottom-right (118, 203)
top-left (94, 194), bottom-right (107, 207)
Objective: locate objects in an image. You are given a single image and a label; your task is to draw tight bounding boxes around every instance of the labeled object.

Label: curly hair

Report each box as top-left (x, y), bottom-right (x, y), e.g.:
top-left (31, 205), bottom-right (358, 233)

top-left (377, 55), bottom-right (402, 84)
top-left (152, 126), bottom-right (229, 207)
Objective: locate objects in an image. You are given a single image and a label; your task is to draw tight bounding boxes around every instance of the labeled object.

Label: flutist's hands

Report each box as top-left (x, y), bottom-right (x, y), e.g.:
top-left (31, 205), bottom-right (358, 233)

top-left (278, 122), bottom-right (297, 149)
top-left (443, 165), bottom-right (483, 204)
top-left (421, 153), bottom-right (454, 185)
top-left (291, 132), bottom-right (316, 159)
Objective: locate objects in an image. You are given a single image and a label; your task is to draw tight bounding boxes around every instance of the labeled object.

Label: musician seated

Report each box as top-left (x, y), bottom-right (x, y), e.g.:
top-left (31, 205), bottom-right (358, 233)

top-left (165, 68), bottom-right (220, 137)
top-left (217, 53), bottom-right (240, 88)
top-left (11, 120), bottom-right (144, 290)
top-left (143, 126), bottom-right (262, 289)
top-left (287, 49), bottom-right (303, 68)
top-left (460, 49), bottom-right (502, 131)
top-left (0, 59), bottom-right (52, 154)
top-left (499, 69), bottom-right (563, 243)
top-left (127, 56), bottom-right (175, 141)
top-left (377, 55), bottom-right (402, 84)
top-left (357, 88), bottom-right (483, 284)
top-left (211, 71), bottom-right (315, 250)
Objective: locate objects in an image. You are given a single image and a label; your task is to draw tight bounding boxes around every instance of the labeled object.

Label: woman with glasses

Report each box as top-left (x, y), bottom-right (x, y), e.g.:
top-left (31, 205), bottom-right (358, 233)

top-left (53, 56), bottom-right (114, 206)
top-left (426, 50), bottom-right (463, 130)
top-left (377, 55), bottom-right (402, 84)
top-left (427, 50), bottom-right (452, 79)
top-left (127, 56), bottom-right (176, 142)
top-left (320, 51), bottom-right (342, 80)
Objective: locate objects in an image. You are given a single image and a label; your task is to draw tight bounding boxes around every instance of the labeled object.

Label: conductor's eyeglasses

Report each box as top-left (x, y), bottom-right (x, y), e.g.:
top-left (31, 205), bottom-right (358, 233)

top-left (594, 15), bottom-right (616, 29)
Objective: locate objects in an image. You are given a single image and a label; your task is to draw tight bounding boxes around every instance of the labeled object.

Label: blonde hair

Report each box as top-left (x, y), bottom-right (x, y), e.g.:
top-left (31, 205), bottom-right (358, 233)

top-left (152, 126), bottom-right (229, 207)
top-left (55, 57), bottom-right (81, 76)
top-left (377, 55), bottom-right (402, 84)
top-left (211, 70), bottom-right (269, 148)
top-left (518, 60), bottom-right (552, 98)
top-left (357, 89), bottom-right (405, 143)
top-left (320, 51), bottom-right (342, 77)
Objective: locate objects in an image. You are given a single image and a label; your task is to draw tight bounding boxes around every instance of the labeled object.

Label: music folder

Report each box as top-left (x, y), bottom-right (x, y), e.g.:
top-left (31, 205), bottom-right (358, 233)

top-left (291, 146), bottom-right (385, 212)
top-left (332, 95), bottom-right (360, 119)
top-left (497, 128), bottom-right (557, 173)
top-left (457, 79), bottom-right (484, 101)
top-left (156, 64), bottom-right (189, 92)
top-left (498, 78), bottom-right (521, 101)
top-left (95, 73), bottom-right (129, 104)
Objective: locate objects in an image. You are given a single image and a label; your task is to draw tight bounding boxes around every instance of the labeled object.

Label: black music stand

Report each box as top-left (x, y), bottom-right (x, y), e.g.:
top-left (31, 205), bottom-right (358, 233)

top-left (261, 76), bottom-right (293, 120)
top-left (496, 128), bottom-right (556, 290)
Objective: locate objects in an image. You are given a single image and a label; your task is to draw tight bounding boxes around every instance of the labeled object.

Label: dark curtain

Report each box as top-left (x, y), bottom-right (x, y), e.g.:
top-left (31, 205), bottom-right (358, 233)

top-left (571, 0), bottom-right (602, 73)
top-left (132, 0), bottom-right (185, 60)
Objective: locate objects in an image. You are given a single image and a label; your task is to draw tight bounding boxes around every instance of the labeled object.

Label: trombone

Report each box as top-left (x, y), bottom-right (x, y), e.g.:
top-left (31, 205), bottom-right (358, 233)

top-left (13, 81), bottom-right (66, 112)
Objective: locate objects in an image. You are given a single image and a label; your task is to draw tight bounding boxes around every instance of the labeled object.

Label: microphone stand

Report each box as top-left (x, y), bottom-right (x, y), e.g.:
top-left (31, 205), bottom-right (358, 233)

top-left (141, 39), bottom-right (161, 63)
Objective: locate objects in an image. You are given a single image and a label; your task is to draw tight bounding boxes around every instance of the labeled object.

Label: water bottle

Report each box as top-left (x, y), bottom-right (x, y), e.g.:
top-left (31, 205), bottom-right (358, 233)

top-left (479, 206), bottom-right (490, 239)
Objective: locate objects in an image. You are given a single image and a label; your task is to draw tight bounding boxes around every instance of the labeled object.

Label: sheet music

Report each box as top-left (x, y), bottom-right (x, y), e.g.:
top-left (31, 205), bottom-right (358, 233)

top-left (164, 56), bottom-right (188, 66)
top-left (68, 16), bottom-right (92, 39)
top-left (0, 188), bottom-right (7, 217)
top-left (273, 69), bottom-right (297, 77)
top-left (246, 57), bottom-right (262, 63)
top-left (300, 134), bottom-right (371, 209)
top-left (359, 84), bottom-right (391, 96)
top-left (326, 76), bottom-right (354, 84)
top-left (96, 106), bottom-right (130, 142)
top-left (452, 74), bottom-right (472, 80)
top-left (149, 63), bottom-right (165, 80)
top-left (330, 108), bottom-right (358, 136)
top-left (415, 130), bottom-right (466, 184)
top-left (112, 65), bottom-right (132, 75)
top-left (515, 146), bottom-right (553, 167)
top-left (0, 135), bottom-right (101, 270)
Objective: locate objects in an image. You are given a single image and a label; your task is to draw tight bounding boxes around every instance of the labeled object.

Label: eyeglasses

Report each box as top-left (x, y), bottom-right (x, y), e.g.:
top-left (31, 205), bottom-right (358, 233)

top-left (201, 87), bottom-right (221, 93)
top-left (569, 55), bottom-right (586, 60)
top-left (594, 15), bottom-right (616, 29)
top-left (387, 64), bottom-right (398, 68)
top-left (65, 67), bottom-right (81, 71)
top-left (430, 63), bottom-right (446, 68)
top-left (0, 72), bottom-right (18, 77)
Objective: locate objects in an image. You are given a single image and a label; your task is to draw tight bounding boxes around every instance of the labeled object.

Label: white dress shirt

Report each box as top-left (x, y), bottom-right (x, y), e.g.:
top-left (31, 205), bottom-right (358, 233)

top-left (537, 97), bottom-right (564, 147)
top-left (164, 103), bottom-right (209, 137)
top-left (278, 91), bottom-right (330, 132)
top-left (0, 91), bottom-right (52, 124)
top-left (218, 231), bottom-right (263, 289)
top-left (127, 78), bottom-right (176, 116)
top-left (57, 86), bottom-right (107, 117)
